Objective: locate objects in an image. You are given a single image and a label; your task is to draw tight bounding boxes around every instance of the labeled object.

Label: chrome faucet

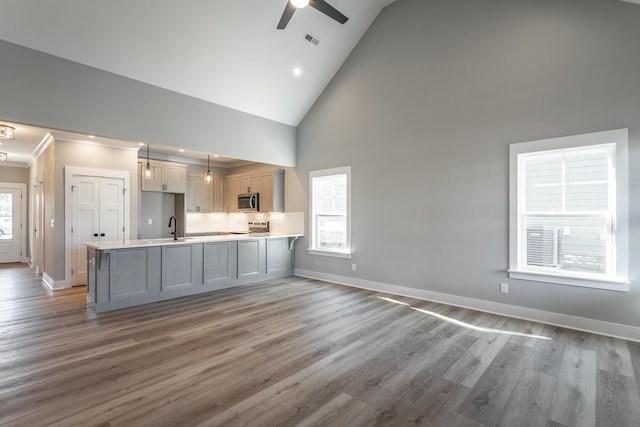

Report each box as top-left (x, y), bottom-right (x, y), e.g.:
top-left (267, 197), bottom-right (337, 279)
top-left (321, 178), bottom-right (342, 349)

top-left (168, 216), bottom-right (178, 240)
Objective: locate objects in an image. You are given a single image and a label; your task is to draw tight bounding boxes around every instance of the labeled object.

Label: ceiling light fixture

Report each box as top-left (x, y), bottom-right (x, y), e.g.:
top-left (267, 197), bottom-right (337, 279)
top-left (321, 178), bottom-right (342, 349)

top-left (204, 154), bottom-right (213, 184)
top-left (0, 125), bottom-right (15, 140)
top-left (179, 149), bottom-right (185, 153)
top-left (293, 67), bottom-right (302, 77)
top-left (144, 144), bottom-right (153, 179)
top-left (291, 0), bottom-right (309, 8)
top-left (0, 152), bottom-right (6, 162)
top-left (88, 135), bottom-right (96, 139)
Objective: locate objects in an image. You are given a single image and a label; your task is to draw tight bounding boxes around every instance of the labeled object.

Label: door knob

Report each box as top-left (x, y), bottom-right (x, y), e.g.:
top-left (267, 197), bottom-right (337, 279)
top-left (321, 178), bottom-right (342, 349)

top-left (94, 233), bottom-right (99, 237)
top-left (100, 233), bottom-right (106, 237)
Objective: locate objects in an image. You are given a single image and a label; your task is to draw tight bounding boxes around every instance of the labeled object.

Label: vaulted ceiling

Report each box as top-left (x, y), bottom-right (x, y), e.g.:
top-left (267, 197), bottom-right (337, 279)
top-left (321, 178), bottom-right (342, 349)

top-left (0, 0), bottom-right (397, 127)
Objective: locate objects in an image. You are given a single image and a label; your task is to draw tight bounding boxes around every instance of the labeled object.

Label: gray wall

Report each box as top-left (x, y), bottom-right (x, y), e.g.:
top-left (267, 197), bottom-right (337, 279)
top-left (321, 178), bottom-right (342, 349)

top-left (139, 192), bottom-right (175, 240)
top-left (293, 0), bottom-right (640, 327)
top-left (0, 165), bottom-right (29, 183)
top-left (0, 39), bottom-right (296, 167)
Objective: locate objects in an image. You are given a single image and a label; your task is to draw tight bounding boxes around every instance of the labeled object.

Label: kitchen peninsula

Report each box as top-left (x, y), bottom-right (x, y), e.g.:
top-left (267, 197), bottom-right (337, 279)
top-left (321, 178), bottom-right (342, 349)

top-left (85, 233), bottom-right (301, 312)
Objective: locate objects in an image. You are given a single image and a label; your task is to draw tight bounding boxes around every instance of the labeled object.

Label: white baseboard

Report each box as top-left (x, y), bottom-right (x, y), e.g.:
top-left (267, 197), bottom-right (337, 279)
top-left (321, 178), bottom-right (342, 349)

top-left (42, 273), bottom-right (68, 290)
top-left (294, 269), bottom-right (640, 343)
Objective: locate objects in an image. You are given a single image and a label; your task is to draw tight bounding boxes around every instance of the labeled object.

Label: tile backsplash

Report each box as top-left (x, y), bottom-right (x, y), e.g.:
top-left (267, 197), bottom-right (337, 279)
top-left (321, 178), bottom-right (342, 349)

top-left (186, 212), bottom-right (304, 235)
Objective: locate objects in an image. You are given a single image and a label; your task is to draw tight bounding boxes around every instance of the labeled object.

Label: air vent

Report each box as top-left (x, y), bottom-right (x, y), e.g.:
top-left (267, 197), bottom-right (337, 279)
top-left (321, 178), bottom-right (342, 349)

top-left (304, 33), bottom-right (320, 46)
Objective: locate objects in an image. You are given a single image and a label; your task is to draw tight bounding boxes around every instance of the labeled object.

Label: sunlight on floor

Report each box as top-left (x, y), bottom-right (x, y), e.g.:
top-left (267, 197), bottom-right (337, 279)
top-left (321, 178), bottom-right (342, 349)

top-left (376, 296), bottom-right (551, 340)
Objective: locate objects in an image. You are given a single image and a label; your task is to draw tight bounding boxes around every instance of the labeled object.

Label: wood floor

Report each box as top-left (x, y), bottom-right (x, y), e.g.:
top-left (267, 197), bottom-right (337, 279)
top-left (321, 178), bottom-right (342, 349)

top-left (1, 264), bottom-right (640, 426)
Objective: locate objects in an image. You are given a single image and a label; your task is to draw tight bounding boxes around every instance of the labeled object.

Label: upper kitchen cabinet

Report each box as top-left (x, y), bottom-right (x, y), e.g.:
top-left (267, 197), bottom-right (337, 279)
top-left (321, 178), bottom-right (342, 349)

top-left (139, 160), bottom-right (187, 193)
top-left (186, 174), bottom-right (224, 213)
top-left (223, 169), bottom-right (284, 213)
top-left (186, 174), bottom-right (213, 213)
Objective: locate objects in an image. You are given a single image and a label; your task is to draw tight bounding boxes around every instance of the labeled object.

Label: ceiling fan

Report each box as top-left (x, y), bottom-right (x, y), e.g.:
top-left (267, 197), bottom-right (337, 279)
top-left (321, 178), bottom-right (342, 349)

top-left (277, 0), bottom-right (349, 30)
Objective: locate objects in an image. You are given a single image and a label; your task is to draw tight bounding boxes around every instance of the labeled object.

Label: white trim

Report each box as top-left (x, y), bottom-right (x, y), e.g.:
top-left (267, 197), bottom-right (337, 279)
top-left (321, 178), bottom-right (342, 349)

top-left (31, 132), bottom-right (55, 162)
top-left (42, 272), bottom-right (67, 290)
top-left (309, 166), bottom-right (351, 255)
top-left (307, 248), bottom-right (352, 259)
top-left (294, 269), bottom-right (640, 343)
top-left (64, 166), bottom-right (131, 289)
top-left (509, 269), bottom-right (629, 292)
top-left (509, 129), bottom-right (629, 290)
top-left (0, 182), bottom-right (27, 264)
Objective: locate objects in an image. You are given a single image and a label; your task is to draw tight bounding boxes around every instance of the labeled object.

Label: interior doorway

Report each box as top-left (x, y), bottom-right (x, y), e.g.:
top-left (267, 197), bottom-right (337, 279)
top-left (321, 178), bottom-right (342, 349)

top-left (65, 167), bottom-right (130, 287)
top-left (0, 183), bottom-right (27, 264)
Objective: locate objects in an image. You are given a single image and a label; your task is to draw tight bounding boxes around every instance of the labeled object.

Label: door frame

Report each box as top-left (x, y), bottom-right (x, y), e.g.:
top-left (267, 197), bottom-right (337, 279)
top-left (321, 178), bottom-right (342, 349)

top-left (65, 166), bottom-right (130, 288)
top-left (0, 182), bottom-right (27, 263)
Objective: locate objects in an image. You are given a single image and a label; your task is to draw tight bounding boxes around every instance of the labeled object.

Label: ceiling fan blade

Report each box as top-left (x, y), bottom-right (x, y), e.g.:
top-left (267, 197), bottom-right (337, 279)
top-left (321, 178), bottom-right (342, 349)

top-left (309, 0), bottom-right (348, 24)
top-left (277, 2), bottom-right (297, 29)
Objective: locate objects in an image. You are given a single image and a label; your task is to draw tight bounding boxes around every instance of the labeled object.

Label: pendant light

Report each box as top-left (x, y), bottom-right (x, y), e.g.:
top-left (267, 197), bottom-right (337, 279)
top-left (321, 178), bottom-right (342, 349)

top-left (204, 154), bottom-right (213, 184)
top-left (144, 144), bottom-right (153, 179)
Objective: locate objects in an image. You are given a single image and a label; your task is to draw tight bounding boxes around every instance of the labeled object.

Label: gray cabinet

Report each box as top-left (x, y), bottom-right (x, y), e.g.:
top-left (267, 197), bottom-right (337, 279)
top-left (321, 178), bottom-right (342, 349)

top-left (267, 237), bottom-right (291, 277)
top-left (237, 239), bottom-right (266, 280)
top-left (87, 235), bottom-right (298, 312)
top-left (162, 244), bottom-right (202, 293)
top-left (204, 241), bottom-right (237, 287)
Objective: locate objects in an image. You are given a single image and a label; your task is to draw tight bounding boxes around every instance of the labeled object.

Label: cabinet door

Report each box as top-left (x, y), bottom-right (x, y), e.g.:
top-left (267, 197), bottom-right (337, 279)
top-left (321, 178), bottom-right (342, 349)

top-left (140, 163), bottom-right (164, 192)
top-left (240, 176), bottom-right (251, 194)
top-left (259, 172), bottom-right (273, 212)
top-left (237, 239), bottom-right (266, 280)
top-left (213, 178), bottom-right (224, 212)
top-left (164, 164), bottom-right (187, 193)
top-left (203, 241), bottom-right (237, 287)
top-left (267, 238), bottom-right (291, 276)
top-left (200, 179), bottom-right (214, 212)
top-left (250, 175), bottom-right (260, 193)
top-left (186, 175), bottom-right (200, 212)
top-left (226, 177), bottom-right (241, 212)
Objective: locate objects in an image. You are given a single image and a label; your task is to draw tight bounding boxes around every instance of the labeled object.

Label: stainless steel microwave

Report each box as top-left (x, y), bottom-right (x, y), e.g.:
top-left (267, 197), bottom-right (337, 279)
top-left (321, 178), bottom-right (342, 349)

top-left (238, 193), bottom-right (259, 212)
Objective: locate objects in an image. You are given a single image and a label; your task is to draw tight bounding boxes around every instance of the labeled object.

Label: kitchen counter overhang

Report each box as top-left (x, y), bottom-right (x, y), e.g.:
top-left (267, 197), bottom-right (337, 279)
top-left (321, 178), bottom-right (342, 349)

top-left (85, 233), bottom-right (302, 313)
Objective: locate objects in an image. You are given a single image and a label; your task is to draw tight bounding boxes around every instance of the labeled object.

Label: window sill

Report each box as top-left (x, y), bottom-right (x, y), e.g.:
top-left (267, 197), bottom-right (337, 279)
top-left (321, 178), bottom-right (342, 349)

top-left (308, 248), bottom-right (351, 259)
top-left (508, 270), bottom-right (629, 292)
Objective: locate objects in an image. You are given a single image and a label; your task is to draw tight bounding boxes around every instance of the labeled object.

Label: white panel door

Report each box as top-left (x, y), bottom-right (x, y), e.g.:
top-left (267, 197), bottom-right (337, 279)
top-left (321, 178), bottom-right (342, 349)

top-left (72, 176), bottom-right (100, 286)
top-left (71, 176), bottom-right (125, 286)
top-left (99, 178), bottom-right (124, 243)
top-left (0, 187), bottom-right (22, 263)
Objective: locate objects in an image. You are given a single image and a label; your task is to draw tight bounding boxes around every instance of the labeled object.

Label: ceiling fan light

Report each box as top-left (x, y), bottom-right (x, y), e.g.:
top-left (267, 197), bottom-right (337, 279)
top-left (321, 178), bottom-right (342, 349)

top-left (291, 0), bottom-right (309, 8)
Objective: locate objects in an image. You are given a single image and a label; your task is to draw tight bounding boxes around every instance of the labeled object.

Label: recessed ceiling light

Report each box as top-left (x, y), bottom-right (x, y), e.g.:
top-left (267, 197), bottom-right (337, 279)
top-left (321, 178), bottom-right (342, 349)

top-left (179, 149), bottom-right (185, 152)
top-left (213, 154), bottom-right (220, 158)
top-left (88, 135), bottom-right (96, 139)
top-left (138, 142), bottom-right (145, 146)
top-left (293, 67), bottom-right (302, 77)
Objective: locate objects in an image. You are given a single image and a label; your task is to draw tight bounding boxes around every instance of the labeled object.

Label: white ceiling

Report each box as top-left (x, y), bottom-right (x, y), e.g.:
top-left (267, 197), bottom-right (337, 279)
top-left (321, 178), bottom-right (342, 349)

top-left (0, 0), bottom-right (396, 127)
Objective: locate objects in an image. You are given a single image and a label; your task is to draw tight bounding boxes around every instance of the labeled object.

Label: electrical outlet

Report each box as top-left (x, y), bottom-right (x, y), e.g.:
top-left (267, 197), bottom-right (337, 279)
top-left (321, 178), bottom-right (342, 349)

top-left (500, 283), bottom-right (509, 294)
top-left (148, 219), bottom-right (153, 225)
top-left (352, 263), bottom-right (356, 271)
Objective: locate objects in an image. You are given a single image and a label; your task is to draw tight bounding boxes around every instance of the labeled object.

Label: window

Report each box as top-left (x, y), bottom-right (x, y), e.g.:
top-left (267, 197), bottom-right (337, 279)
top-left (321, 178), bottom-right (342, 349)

top-left (509, 129), bottom-right (629, 291)
top-left (309, 166), bottom-right (351, 258)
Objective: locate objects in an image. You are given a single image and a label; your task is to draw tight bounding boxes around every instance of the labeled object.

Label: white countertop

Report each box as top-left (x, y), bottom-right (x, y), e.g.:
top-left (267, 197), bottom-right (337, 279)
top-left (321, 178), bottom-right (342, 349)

top-left (85, 233), bottom-right (303, 251)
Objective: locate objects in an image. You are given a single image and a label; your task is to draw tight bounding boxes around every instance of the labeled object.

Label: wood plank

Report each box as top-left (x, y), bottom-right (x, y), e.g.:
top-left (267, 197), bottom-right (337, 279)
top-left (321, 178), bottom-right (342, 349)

top-left (596, 369), bottom-right (640, 427)
top-left (549, 345), bottom-right (597, 427)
